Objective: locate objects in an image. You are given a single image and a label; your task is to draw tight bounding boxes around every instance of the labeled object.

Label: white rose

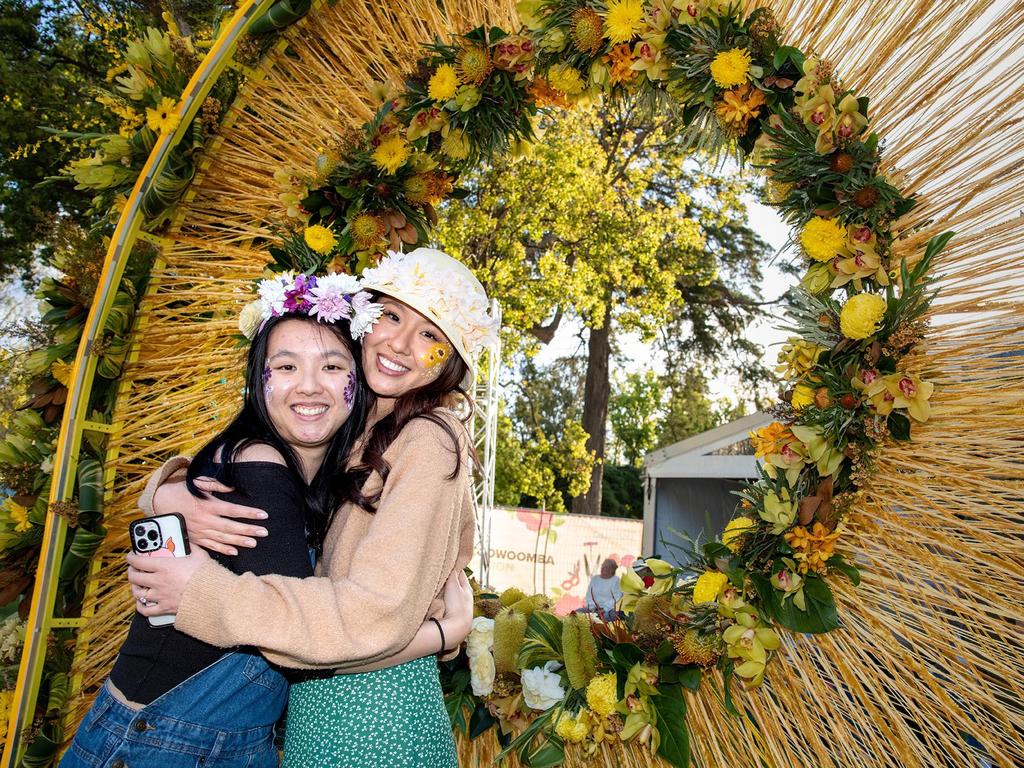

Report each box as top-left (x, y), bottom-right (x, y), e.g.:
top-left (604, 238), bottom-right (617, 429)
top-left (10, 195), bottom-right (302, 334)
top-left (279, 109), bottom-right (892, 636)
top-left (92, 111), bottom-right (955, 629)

top-left (466, 616), bottom-right (494, 658)
top-left (469, 649), bottom-right (496, 696)
top-left (521, 660), bottom-right (565, 711)
top-left (238, 300), bottom-right (264, 338)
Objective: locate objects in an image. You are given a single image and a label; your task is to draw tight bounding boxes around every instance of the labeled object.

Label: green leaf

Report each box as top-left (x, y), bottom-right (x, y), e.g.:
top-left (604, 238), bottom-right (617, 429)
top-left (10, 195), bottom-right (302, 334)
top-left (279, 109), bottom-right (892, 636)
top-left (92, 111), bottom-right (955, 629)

top-left (828, 555), bottom-right (861, 586)
top-left (772, 45), bottom-right (804, 71)
top-left (722, 661), bottom-right (741, 717)
top-left (678, 666), bottom-right (702, 691)
top-left (751, 573), bottom-right (839, 634)
top-left (924, 231), bottom-right (955, 261)
top-left (888, 412), bottom-right (911, 441)
top-left (522, 737), bottom-right (565, 768)
top-left (518, 611), bottom-right (564, 670)
top-left (469, 701), bottom-right (497, 739)
top-left (651, 686), bottom-right (690, 768)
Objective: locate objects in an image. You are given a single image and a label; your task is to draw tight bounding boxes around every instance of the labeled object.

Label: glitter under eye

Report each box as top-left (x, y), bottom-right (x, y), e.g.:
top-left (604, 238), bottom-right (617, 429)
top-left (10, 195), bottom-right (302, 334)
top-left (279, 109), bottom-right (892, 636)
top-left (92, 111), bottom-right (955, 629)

top-left (343, 370), bottom-right (356, 407)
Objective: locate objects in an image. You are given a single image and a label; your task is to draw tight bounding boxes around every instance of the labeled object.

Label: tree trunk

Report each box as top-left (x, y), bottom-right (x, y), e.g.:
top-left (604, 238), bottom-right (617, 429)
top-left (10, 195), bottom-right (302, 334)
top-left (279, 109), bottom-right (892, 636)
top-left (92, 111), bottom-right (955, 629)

top-left (572, 305), bottom-right (612, 516)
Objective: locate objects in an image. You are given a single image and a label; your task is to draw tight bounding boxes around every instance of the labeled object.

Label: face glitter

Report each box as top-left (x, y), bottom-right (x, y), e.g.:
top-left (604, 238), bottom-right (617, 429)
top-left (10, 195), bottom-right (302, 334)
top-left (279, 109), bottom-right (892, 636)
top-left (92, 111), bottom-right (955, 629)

top-left (263, 364), bottom-right (273, 398)
top-left (343, 370), bottom-right (356, 408)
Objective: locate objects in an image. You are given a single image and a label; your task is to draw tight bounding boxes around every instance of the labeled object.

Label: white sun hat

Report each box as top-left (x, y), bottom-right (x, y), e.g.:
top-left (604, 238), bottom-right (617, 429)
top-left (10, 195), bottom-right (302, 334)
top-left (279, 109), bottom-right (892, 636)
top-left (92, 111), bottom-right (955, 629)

top-left (359, 248), bottom-right (500, 374)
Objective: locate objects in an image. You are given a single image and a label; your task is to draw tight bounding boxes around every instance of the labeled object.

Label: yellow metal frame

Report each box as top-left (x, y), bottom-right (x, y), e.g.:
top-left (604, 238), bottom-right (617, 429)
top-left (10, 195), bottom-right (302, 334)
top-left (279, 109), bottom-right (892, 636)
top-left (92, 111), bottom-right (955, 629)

top-left (1, 1), bottom-right (277, 763)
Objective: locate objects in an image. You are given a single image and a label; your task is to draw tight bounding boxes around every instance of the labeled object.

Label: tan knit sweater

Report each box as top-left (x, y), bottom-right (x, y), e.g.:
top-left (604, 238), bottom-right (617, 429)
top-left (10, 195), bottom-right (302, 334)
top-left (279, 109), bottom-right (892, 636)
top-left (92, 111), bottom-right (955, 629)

top-left (138, 407), bottom-right (475, 672)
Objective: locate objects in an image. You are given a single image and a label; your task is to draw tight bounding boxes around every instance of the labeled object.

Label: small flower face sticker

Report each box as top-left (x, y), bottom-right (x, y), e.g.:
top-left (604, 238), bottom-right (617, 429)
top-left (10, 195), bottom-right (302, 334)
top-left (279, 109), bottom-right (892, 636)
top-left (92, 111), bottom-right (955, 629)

top-left (263, 364), bottom-right (273, 397)
top-left (420, 341), bottom-right (454, 377)
top-left (343, 370), bottom-right (356, 408)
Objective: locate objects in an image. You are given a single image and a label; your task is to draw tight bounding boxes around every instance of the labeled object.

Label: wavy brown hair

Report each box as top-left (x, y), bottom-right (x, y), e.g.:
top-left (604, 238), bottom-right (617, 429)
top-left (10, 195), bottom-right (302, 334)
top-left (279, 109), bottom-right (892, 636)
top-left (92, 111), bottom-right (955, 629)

top-left (347, 353), bottom-right (481, 513)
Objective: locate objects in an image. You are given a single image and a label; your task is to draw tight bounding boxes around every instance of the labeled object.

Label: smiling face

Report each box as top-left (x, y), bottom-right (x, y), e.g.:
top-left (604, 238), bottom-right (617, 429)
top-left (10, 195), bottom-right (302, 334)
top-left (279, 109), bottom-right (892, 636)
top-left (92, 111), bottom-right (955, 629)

top-left (360, 296), bottom-right (457, 399)
top-left (262, 318), bottom-right (356, 472)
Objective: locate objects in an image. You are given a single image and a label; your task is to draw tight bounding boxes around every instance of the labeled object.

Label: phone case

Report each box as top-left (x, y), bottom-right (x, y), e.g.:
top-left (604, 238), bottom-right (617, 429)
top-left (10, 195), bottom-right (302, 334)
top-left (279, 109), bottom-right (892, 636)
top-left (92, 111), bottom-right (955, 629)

top-left (128, 513), bottom-right (191, 627)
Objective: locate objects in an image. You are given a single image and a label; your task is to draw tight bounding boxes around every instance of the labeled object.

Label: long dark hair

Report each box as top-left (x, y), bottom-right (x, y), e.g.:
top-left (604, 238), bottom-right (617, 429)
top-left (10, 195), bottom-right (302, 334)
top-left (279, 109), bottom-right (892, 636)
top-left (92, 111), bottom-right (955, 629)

top-left (349, 348), bottom-right (480, 514)
top-left (187, 314), bottom-right (369, 553)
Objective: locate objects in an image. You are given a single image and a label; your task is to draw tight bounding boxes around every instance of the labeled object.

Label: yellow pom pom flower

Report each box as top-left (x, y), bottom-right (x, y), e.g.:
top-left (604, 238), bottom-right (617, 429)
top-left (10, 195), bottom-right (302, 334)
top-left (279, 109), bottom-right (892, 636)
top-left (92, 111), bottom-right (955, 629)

top-left (145, 96), bottom-right (180, 135)
top-left (800, 216), bottom-right (848, 262)
top-left (547, 64), bottom-right (586, 96)
top-left (693, 571), bottom-right (729, 604)
top-left (4, 498), bottom-right (33, 533)
top-left (791, 382), bottom-right (816, 411)
top-left (709, 48), bottom-right (752, 89)
top-left (303, 224), bottom-right (337, 255)
top-left (371, 135), bottom-right (411, 175)
top-left (585, 673), bottom-right (619, 717)
top-left (603, 0), bottom-right (644, 45)
top-left (555, 711), bottom-right (590, 743)
top-left (839, 292), bottom-right (887, 340)
top-left (722, 517), bottom-right (757, 553)
top-left (427, 64), bottom-right (459, 101)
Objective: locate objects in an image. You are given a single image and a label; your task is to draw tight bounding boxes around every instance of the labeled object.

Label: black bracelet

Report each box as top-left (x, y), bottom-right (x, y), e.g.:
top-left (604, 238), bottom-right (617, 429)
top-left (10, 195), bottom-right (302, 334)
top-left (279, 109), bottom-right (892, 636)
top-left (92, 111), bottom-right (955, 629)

top-left (430, 617), bottom-right (446, 655)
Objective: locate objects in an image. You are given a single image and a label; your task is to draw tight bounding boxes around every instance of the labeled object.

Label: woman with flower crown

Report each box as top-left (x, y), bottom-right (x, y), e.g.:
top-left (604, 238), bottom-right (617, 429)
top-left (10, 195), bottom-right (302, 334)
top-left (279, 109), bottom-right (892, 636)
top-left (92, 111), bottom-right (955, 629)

top-left (61, 276), bottom-right (475, 768)
top-left (125, 247), bottom-right (498, 767)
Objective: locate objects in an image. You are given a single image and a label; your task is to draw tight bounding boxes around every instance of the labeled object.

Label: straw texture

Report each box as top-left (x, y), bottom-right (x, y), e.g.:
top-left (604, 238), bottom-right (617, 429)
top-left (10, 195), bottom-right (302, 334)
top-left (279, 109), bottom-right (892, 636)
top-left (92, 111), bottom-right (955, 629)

top-left (63, 1), bottom-right (1024, 766)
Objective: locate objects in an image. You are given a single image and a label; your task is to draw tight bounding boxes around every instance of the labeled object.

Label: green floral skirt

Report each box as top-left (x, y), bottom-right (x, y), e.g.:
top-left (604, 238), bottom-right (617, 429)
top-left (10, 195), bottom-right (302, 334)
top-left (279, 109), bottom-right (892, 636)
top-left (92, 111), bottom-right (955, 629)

top-left (282, 655), bottom-right (457, 768)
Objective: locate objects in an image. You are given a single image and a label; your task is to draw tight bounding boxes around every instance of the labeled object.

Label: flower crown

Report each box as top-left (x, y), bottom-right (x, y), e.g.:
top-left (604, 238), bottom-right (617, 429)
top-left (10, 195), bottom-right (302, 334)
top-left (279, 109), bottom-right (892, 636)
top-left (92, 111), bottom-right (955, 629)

top-left (238, 271), bottom-right (383, 340)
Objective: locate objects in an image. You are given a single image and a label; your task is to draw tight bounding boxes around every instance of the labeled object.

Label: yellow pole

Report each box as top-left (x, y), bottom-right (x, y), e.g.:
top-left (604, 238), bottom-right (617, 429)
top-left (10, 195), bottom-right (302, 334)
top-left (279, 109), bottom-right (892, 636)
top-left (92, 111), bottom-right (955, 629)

top-left (1, 1), bottom-right (278, 763)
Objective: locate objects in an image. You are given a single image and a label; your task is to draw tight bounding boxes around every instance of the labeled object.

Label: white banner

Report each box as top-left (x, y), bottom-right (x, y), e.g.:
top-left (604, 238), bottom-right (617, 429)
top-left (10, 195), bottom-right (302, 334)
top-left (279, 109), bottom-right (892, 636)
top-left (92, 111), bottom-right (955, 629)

top-left (471, 507), bottom-right (644, 615)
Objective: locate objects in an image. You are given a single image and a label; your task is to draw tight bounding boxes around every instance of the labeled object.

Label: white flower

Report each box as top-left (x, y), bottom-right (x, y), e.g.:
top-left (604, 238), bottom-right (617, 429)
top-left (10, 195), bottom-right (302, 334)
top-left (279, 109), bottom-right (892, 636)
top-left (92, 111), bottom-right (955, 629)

top-left (466, 616), bottom-right (494, 658)
top-left (521, 660), bottom-right (565, 711)
top-left (257, 276), bottom-right (288, 317)
top-left (238, 300), bottom-right (264, 338)
top-left (349, 293), bottom-right (383, 339)
top-left (469, 648), bottom-right (496, 696)
top-left (39, 455), bottom-right (55, 475)
top-left (317, 272), bottom-right (362, 295)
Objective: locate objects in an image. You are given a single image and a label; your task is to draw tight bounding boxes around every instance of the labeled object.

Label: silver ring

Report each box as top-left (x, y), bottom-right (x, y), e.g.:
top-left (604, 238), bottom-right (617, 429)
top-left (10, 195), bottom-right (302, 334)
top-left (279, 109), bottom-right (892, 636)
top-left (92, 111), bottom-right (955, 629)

top-left (137, 596), bottom-right (149, 606)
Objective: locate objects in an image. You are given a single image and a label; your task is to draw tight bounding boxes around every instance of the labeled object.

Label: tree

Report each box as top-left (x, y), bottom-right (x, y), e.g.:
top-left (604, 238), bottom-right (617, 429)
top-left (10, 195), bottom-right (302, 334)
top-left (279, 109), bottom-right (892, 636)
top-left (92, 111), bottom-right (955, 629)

top-left (608, 369), bottom-right (663, 467)
top-left (437, 102), bottom-right (772, 515)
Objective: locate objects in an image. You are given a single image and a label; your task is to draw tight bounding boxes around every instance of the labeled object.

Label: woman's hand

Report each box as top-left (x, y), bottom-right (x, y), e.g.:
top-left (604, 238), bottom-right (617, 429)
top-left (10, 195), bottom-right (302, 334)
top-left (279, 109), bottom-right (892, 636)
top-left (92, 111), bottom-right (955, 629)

top-left (127, 548), bottom-right (213, 617)
top-left (153, 478), bottom-right (268, 556)
top-left (438, 570), bottom-right (474, 660)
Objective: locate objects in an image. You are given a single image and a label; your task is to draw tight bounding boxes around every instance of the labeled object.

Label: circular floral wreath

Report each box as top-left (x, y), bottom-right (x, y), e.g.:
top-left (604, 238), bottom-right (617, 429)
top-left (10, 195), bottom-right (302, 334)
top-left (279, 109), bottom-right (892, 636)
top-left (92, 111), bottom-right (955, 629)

top-left (266, 1), bottom-right (949, 765)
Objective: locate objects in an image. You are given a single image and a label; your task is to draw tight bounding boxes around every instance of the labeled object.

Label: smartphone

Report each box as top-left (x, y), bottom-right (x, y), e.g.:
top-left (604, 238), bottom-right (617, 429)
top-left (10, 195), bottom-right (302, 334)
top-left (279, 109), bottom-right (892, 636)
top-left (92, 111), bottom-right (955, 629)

top-left (128, 513), bottom-right (191, 627)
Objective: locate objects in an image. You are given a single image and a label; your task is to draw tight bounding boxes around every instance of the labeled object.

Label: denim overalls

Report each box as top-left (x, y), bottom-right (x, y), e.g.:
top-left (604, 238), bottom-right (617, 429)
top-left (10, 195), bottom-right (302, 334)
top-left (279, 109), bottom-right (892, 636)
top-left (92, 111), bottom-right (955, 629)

top-left (61, 651), bottom-right (287, 768)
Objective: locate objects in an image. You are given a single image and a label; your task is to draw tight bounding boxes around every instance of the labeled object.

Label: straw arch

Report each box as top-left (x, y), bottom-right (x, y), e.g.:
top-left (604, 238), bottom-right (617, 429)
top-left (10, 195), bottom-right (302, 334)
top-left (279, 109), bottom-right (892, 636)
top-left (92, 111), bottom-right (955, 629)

top-left (52, 1), bottom-right (1024, 767)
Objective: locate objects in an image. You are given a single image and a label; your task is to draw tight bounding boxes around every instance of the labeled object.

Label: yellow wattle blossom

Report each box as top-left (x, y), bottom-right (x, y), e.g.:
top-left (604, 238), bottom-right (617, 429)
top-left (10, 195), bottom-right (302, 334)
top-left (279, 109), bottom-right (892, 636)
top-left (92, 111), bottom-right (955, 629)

top-left (722, 516), bottom-right (757, 553)
top-left (585, 673), bottom-right (619, 717)
top-left (371, 135), bottom-right (411, 175)
top-left (709, 48), bottom-right (752, 89)
top-left (427, 64), bottom-right (459, 102)
top-left (839, 292), bottom-right (887, 340)
top-left (303, 225), bottom-right (337, 255)
top-left (800, 216), bottom-right (848, 262)
top-left (145, 96), bottom-right (180, 135)
top-left (603, 0), bottom-right (645, 45)
top-left (693, 570), bottom-right (729, 604)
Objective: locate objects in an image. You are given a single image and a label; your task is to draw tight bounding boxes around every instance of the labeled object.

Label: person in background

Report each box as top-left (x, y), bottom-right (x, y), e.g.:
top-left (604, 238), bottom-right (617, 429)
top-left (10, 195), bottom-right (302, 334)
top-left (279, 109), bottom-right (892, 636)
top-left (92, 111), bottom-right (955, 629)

top-left (585, 558), bottom-right (623, 619)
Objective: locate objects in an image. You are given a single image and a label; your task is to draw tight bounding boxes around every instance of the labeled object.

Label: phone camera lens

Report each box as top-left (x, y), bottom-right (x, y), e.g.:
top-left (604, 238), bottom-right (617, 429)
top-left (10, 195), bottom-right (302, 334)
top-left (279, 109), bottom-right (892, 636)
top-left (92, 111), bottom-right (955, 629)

top-left (146, 530), bottom-right (158, 541)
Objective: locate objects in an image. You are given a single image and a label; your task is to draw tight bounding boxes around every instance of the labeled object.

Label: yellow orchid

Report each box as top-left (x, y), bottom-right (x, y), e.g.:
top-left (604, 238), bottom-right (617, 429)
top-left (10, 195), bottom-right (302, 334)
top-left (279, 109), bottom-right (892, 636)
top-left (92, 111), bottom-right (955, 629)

top-left (406, 107), bottom-right (446, 141)
top-left (797, 84), bottom-right (837, 153)
top-left (759, 487), bottom-right (797, 534)
top-left (861, 372), bottom-right (896, 416)
top-left (835, 93), bottom-right (868, 141)
top-left (790, 424), bottom-right (844, 477)
top-left (630, 38), bottom-right (670, 81)
top-left (771, 558), bottom-right (806, 611)
top-left (832, 225), bottom-right (889, 290)
top-left (723, 610), bottom-right (781, 687)
top-left (886, 372), bottom-right (935, 422)
top-left (786, 522), bottom-right (842, 575)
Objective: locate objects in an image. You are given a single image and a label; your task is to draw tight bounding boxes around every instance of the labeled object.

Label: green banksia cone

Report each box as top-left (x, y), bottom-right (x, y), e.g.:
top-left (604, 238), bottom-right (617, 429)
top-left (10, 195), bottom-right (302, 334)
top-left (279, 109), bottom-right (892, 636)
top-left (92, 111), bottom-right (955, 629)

top-left (562, 613), bottom-right (598, 689)
top-left (499, 587), bottom-right (527, 607)
top-left (633, 595), bottom-right (672, 635)
top-left (493, 608), bottom-right (528, 674)
top-left (509, 594), bottom-right (548, 617)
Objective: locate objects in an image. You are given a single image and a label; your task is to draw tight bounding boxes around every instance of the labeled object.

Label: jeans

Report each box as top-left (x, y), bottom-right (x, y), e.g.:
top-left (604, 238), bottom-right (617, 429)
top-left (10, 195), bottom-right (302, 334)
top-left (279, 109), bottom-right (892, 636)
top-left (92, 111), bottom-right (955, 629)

top-left (60, 651), bottom-right (287, 768)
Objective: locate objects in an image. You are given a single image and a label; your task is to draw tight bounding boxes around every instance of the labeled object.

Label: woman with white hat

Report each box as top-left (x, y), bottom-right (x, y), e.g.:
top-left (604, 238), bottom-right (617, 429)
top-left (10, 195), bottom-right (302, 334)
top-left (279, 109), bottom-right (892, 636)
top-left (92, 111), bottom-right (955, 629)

top-left (127, 247), bottom-right (500, 767)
